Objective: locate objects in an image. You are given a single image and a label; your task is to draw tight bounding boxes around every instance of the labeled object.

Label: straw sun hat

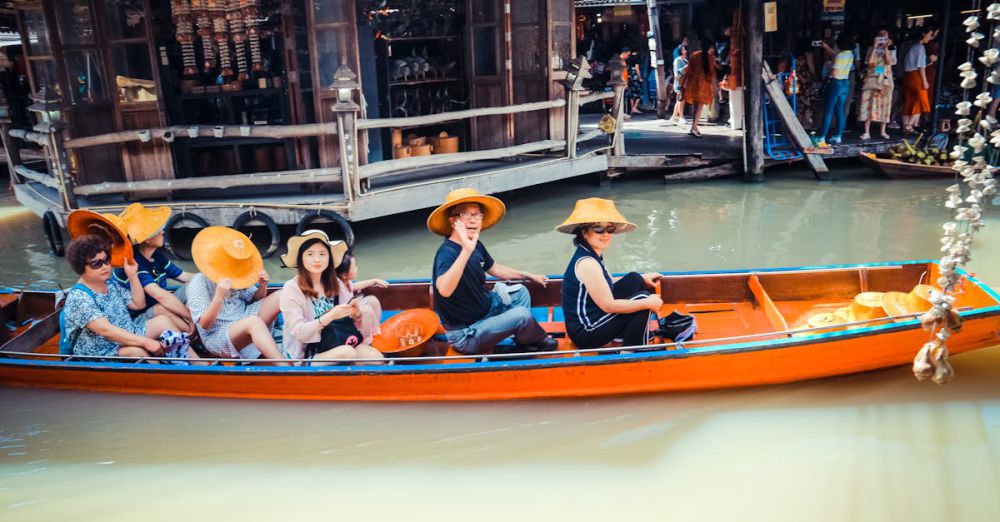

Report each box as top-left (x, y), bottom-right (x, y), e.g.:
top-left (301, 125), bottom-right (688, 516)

top-left (66, 209), bottom-right (134, 267)
top-left (426, 187), bottom-right (506, 236)
top-left (280, 229), bottom-right (349, 269)
top-left (191, 226), bottom-right (263, 290)
top-left (119, 202), bottom-right (171, 244)
top-left (881, 285), bottom-right (936, 317)
top-left (555, 197), bottom-right (637, 234)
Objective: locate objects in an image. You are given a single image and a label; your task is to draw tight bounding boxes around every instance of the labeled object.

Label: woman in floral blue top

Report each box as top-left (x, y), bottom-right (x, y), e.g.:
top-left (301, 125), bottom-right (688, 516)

top-left (61, 235), bottom-right (189, 359)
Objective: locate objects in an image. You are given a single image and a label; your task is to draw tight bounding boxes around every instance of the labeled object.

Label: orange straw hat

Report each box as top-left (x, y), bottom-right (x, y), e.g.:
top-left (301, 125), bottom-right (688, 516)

top-left (555, 197), bottom-right (637, 234)
top-left (66, 209), bottom-right (134, 267)
top-left (370, 308), bottom-right (444, 357)
top-left (882, 285), bottom-right (936, 318)
top-left (426, 187), bottom-right (506, 236)
top-left (805, 312), bottom-right (845, 334)
top-left (119, 202), bottom-right (171, 244)
top-left (280, 229), bottom-right (349, 269)
top-left (191, 226), bottom-right (263, 290)
top-left (832, 292), bottom-right (888, 324)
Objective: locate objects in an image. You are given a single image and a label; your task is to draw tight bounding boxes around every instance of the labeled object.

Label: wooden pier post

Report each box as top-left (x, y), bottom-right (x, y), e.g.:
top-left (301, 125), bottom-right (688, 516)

top-left (743, 0), bottom-right (765, 182)
top-left (331, 66), bottom-right (361, 202)
top-left (608, 56), bottom-right (627, 158)
top-left (561, 57), bottom-right (591, 159)
top-left (646, 0), bottom-right (670, 119)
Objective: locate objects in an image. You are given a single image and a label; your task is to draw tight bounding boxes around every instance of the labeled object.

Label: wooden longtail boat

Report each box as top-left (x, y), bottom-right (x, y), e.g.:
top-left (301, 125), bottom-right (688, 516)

top-left (2, 261), bottom-right (999, 401)
top-left (858, 153), bottom-right (957, 179)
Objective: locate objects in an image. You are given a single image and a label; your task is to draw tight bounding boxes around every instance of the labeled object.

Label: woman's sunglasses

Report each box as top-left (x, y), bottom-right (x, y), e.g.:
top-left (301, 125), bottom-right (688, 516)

top-left (87, 256), bottom-right (112, 269)
top-left (590, 224), bottom-right (618, 234)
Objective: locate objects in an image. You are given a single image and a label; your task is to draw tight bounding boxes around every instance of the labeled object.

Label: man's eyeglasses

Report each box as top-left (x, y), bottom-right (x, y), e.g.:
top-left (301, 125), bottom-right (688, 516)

top-left (87, 256), bottom-right (112, 270)
top-left (590, 224), bottom-right (618, 234)
top-left (452, 211), bottom-right (484, 221)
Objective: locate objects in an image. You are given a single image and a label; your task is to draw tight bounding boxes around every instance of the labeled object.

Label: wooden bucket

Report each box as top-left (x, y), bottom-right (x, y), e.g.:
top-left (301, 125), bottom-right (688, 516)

top-left (393, 145), bottom-right (412, 159)
top-left (433, 131), bottom-right (459, 154)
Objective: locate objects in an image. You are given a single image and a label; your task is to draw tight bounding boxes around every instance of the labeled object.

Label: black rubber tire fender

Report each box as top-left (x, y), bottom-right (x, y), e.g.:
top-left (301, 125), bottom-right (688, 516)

top-left (164, 211), bottom-right (209, 260)
top-left (295, 210), bottom-right (355, 249)
top-left (43, 210), bottom-right (65, 257)
top-left (233, 210), bottom-right (281, 258)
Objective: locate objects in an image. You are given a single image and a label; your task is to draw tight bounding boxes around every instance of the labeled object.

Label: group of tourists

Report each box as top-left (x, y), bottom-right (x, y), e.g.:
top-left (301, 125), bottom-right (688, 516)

top-left (60, 188), bottom-right (682, 364)
top-left (795, 25), bottom-right (941, 146)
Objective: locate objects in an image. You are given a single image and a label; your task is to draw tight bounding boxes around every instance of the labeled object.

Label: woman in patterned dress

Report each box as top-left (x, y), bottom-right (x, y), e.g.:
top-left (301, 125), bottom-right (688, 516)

top-left (859, 29), bottom-right (897, 140)
top-left (61, 235), bottom-right (194, 360)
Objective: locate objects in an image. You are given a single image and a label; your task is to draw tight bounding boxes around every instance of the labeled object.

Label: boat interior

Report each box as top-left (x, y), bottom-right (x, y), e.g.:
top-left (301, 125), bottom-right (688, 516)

top-left (3, 262), bottom-right (999, 363)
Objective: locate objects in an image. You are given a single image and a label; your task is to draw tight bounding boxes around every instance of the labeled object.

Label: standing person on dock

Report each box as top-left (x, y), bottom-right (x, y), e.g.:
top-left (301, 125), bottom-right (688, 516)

top-left (669, 45), bottom-right (688, 125)
top-left (113, 203), bottom-right (195, 334)
top-left (428, 188), bottom-right (558, 355)
top-left (185, 227), bottom-right (287, 364)
top-left (681, 36), bottom-right (718, 138)
top-left (901, 26), bottom-right (936, 135)
top-left (556, 198), bottom-right (663, 350)
top-left (817, 32), bottom-right (856, 146)
top-left (859, 29), bottom-right (897, 141)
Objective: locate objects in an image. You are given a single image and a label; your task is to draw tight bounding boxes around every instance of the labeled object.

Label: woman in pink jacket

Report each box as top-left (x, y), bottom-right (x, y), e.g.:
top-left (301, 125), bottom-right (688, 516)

top-left (279, 230), bottom-right (384, 365)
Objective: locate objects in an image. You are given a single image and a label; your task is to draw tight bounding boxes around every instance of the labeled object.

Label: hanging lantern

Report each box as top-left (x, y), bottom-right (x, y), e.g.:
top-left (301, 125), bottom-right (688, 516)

top-left (194, 0), bottom-right (216, 72)
top-left (242, 0), bottom-right (265, 73)
top-left (211, 0), bottom-right (232, 78)
top-left (171, 0), bottom-right (198, 75)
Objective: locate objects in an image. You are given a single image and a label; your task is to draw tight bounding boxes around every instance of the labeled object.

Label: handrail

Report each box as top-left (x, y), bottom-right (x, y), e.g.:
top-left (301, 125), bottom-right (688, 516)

top-left (578, 91), bottom-right (615, 105)
top-left (73, 167), bottom-right (343, 196)
top-left (63, 122), bottom-right (340, 149)
top-left (357, 99), bottom-right (567, 130)
top-left (0, 309), bottom-right (961, 366)
top-left (358, 139), bottom-right (566, 179)
top-left (14, 165), bottom-right (60, 190)
top-left (9, 129), bottom-right (50, 146)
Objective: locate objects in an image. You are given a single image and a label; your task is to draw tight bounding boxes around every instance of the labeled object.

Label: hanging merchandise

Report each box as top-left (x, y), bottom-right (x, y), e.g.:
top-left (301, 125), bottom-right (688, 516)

top-left (211, 0), bottom-right (232, 79)
top-left (172, 0), bottom-right (198, 75)
top-left (194, 0), bottom-right (216, 72)
top-left (228, 0), bottom-right (249, 82)
top-left (242, 0), bottom-right (265, 73)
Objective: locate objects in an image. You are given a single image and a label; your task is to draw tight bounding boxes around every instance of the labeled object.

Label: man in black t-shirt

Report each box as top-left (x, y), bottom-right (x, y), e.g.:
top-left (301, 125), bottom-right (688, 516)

top-left (428, 188), bottom-right (557, 355)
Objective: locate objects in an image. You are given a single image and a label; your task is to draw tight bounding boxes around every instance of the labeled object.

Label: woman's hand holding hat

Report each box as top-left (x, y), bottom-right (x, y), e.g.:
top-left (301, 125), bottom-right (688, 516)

top-left (122, 257), bottom-right (139, 280)
top-left (214, 278), bottom-right (232, 300)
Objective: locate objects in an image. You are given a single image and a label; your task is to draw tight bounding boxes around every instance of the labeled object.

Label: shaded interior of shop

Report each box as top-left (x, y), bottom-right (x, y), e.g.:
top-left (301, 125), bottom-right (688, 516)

top-left (0, 0), bottom-right (573, 195)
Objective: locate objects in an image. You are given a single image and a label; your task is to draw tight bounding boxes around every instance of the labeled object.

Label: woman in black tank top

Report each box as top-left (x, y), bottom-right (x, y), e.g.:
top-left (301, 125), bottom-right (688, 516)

top-left (556, 199), bottom-right (663, 350)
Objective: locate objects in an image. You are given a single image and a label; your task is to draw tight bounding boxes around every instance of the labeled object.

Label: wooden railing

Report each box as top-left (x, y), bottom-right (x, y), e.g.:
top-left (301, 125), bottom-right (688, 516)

top-left (6, 60), bottom-right (625, 209)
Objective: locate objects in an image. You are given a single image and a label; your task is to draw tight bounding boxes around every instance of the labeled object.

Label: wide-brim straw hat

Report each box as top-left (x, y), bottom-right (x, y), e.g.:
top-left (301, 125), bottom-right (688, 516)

top-left (370, 308), bottom-right (444, 357)
top-left (555, 197), bottom-right (637, 234)
top-left (832, 292), bottom-right (888, 324)
top-left (281, 229), bottom-right (349, 269)
top-left (66, 209), bottom-right (134, 267)
top-left (805, 312), bottom-right (845, 334)
top-left (119, 202), bottom-right (171, 244)
top-left (426, 187), bottom-right (506, 236)
top-left (191, 226), bottom-right (263, 290)
top-left (882, 284), bottom-right (936, 317)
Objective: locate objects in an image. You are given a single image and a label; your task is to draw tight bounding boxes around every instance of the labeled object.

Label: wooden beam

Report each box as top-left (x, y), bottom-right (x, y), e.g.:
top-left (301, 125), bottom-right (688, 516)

top-left (13, 165), bottom-right (60, 190)
top-left (743, 0), bottom-right (765, 182)
top-left (578, 92), bottom-right (616, 105)
top-left (8, 129), bottom-right (49, 146)
top-left (761, 62), bottom-right (829, 178)
top-left (577, 128), bottom-right (606, 144)
top-left (610, 154), bottom-right (709, 170)
top-left (358, 139), bottom-right (566, 179)
top-left (663, 161), bottom-right (741, 183)
top-left (64, 123), bottom-right (340, 149)
top-left (72, 167), bottom-right (343, 196)
top-left (357, 99), bottom-right (567, 131)
top-left (748, 273), bottom-right (790, 333)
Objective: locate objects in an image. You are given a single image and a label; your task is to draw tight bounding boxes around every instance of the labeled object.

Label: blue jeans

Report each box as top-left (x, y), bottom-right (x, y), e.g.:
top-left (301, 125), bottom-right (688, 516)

top-left (819, 78), bottom-right (850, 140)
top-left (445, 285), bottom-right (547, 355)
